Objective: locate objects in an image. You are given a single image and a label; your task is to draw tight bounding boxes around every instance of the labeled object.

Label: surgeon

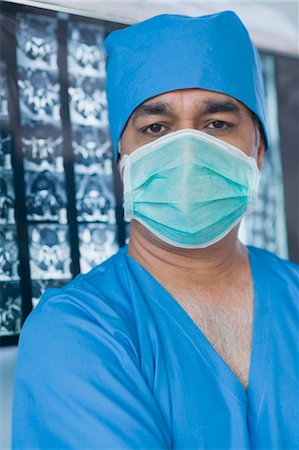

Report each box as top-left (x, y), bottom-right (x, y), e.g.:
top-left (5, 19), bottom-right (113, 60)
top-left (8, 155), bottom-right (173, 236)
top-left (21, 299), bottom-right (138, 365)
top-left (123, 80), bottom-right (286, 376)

top-left (12, 11), bottom-right (298, 449)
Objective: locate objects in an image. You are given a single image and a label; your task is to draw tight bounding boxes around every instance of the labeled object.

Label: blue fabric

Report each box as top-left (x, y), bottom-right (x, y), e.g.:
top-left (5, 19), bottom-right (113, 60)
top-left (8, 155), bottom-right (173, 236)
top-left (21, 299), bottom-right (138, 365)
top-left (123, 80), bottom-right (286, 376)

top-left (12, 246), bottom-right (298, 449)
top-left (104, 11), bottom-right (269, 160)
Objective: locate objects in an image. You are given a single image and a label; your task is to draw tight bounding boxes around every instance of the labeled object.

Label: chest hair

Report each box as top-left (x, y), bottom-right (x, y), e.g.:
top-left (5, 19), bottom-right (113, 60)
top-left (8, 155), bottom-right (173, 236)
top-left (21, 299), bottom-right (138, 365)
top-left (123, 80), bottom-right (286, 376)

top-left (164, 282), bottom-right (253, 390)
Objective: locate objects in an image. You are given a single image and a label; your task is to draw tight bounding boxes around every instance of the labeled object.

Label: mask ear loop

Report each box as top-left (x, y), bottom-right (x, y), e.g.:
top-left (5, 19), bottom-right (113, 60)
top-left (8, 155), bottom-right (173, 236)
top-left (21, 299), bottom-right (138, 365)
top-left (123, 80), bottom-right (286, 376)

top-left (117, 140), bottom-right (130, 178)
top-left (118, 140), bottom-right (122, 155)
top-left (119, 154), bottom-right (129, 178)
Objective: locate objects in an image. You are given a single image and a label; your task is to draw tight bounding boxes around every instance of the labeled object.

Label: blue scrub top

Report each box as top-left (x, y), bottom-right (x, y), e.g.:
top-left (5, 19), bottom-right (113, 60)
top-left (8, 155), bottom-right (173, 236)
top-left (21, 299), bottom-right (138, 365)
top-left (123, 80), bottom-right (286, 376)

top-left (12, 245), bottom-right (299, 449)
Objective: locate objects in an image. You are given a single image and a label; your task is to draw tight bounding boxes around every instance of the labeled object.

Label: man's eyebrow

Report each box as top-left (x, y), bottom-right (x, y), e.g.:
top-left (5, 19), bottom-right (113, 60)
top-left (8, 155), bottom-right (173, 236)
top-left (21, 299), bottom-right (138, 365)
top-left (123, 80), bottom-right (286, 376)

top-left (201, 100), bottom-right (241, 115)
top-left (131, 102), bottom-right (175, 123)
top-left (130, 99), bottom-right (242, 124)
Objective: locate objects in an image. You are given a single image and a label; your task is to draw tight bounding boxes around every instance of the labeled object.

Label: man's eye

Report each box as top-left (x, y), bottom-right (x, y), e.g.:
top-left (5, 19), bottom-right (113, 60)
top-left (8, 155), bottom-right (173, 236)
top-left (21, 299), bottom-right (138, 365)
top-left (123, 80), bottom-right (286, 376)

top-left (143, 123), bottom-right (165, 134)
top-left (207, 121), bottom-right (227, 129)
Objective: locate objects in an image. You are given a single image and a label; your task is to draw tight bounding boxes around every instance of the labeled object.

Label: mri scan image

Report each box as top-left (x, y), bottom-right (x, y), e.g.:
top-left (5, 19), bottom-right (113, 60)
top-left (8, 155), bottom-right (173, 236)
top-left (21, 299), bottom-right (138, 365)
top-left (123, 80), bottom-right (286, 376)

top-left (68, 22), bottom-right (106, 78)
top-left (31, 278), bottom-right (70, 308)
top-left (0, 172), bottom-right (15, 224)
top-left (22, 126), bottom-right (64, 173)
top-left (72, 125), bottom-right (113, 175)
top-left (79, 224), bottom-right (118, 273)
top-left (0, 7), bottom-right (125, 344)
top-left (239, 55), bottom-right (289, 258)
top-left (76, 173), bottom-right (116, 223)
top-left (241, 151), bottom-right (283, 254)
top-left (0, 62), bottom-right (10, 124)
top-left (16, 13), bottom-right (58, 71)
top-left (125, 222), bottom-right (131, 245)
top-left (68, 75), bottom-right (108, 127)
top-left (28, 225), bottom-right (71, 279)
top-left (25, 171), bottom-right (67, 223)
top-left (0, 281), bottom-right (22, 336)
top-left (0, 131), bottom-right (12, 170)
top-left (0, 227), bottom-right (19, 280)
top-left (18, 68), bottom-right (61, 125)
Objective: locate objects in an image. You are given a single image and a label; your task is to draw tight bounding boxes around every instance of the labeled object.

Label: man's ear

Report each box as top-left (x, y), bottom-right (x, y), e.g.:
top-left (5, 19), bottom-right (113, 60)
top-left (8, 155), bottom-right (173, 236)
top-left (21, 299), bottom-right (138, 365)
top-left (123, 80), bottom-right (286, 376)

top-left (257, 137), bottom-right (265, 170)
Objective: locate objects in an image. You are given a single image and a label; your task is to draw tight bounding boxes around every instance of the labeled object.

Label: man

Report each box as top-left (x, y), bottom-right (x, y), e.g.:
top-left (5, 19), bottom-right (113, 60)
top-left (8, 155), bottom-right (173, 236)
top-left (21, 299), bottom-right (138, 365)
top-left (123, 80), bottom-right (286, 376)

top-left (12, 11), bottom-right (298, 449)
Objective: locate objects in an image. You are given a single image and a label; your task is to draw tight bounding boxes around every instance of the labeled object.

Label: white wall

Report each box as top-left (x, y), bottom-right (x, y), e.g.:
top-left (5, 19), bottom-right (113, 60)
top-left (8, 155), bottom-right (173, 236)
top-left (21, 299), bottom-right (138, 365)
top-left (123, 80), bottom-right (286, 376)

top-left (6, 0), bottom-right (299, 56)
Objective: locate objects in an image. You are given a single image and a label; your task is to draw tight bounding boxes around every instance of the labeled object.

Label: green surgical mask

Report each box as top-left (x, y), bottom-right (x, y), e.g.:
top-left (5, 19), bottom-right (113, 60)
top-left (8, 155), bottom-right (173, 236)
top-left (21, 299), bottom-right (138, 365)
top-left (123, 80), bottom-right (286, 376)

top-left (120, 129), bottom-right (260, 248)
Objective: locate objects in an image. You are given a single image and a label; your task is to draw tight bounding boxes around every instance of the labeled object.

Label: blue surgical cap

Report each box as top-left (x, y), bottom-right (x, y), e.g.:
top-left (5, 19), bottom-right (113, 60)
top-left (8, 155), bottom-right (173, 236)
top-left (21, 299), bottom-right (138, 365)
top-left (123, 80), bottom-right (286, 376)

top-left (104, 11), bottom-right (269, 160)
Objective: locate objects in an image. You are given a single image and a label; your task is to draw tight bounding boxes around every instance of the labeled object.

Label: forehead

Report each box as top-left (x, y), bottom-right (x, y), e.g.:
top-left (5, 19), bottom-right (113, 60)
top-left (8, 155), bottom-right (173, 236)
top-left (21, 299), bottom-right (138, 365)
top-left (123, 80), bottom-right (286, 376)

top-left (130, 88), bottom-right (251, 120)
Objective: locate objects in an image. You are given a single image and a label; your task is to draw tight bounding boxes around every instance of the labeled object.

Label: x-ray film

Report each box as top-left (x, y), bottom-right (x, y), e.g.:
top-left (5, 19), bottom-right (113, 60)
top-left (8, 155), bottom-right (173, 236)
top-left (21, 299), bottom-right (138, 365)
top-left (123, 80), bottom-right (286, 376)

top-left (28, 225), bottom-right (71, 280)
top-left (0, 281), bottom-right (22, 336)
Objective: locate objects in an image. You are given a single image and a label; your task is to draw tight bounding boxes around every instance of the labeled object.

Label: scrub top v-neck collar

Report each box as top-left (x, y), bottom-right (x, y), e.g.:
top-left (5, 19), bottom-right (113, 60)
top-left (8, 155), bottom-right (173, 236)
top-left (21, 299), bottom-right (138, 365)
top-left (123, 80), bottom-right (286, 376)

top-left (125, 245), bottom-right (271, 422)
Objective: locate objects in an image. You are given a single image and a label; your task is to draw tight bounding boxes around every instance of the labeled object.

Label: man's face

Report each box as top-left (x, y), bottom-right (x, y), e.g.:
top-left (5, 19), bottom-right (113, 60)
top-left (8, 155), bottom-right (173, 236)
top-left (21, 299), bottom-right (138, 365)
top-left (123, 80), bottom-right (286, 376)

top-left (120, 88), bottom-right (265, 167)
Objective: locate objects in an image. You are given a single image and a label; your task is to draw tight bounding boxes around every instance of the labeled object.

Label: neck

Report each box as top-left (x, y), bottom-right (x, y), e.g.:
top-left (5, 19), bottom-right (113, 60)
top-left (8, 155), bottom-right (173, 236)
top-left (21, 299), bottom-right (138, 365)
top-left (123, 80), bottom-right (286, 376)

top-left (128, 221), bottom-right (249, 289)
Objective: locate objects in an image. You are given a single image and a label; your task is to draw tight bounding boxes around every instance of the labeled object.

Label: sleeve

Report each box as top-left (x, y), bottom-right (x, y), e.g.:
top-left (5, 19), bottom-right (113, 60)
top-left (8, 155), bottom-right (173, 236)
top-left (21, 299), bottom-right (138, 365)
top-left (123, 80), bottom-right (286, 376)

top-left (11, 287), bottom-right (171, 449)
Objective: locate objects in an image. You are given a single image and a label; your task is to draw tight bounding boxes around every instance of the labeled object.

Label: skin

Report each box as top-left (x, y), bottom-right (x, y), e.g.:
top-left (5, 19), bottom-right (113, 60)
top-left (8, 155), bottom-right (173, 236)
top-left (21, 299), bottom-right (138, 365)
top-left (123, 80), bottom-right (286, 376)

top-left (119, 88), bottom-right (265, 293)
